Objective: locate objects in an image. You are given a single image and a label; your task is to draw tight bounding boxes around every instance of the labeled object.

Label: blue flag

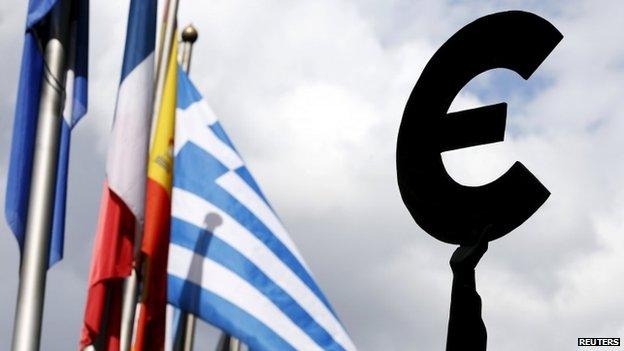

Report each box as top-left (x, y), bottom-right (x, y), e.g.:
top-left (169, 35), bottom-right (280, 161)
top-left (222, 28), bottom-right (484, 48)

top-left (6, 0), bottom-right (89, 267)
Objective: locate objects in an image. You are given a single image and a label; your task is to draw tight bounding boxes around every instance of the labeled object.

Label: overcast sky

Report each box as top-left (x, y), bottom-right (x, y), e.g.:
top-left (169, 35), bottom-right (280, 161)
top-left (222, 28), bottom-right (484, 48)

top-left (1, 0), bottom-right (624, 350)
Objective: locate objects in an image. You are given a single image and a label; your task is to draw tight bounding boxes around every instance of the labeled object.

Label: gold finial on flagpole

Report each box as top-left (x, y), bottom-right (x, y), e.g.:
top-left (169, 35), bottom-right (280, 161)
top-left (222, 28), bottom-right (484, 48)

top-left (180, 24), bottom-right (198, 73)
top-left (181, 24), bottom-right (198, 43)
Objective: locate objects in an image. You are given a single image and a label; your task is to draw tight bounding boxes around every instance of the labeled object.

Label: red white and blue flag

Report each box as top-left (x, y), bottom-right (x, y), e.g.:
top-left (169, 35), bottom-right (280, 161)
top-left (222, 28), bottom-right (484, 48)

top-left (79, 0), bottom-right (156, 349)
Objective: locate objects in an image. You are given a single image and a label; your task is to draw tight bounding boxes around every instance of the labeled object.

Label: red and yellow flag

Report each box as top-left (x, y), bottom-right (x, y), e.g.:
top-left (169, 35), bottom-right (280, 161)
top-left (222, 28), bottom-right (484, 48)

top-left (133, 35), bottom-right (178, 351)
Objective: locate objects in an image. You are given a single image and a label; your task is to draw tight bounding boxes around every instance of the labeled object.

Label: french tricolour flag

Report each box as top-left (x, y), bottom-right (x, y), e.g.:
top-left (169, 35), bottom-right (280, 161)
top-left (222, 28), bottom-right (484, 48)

top-left (167, 70), bottom-right (357, 351)
top-left (80, 0), bottom-right (156, 348)
top-left (6, 0), bottom-right (89, 267)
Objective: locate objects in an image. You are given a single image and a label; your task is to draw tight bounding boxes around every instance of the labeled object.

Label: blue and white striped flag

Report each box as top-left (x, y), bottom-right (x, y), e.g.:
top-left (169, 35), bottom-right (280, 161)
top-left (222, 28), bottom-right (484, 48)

top-left (6, 0), bottom-right (89, 267)
top-left (167, 70), bottom-right (357, 351)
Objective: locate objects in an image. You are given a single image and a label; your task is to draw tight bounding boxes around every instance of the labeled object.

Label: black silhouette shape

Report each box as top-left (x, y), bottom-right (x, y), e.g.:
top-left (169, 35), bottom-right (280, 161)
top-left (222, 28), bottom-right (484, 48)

top-left (396, 10), bottom-right (561, 245)
top-left (446, 229), bottom-right (489, 351)
top-left (395, 10), bottom-right (562, 351)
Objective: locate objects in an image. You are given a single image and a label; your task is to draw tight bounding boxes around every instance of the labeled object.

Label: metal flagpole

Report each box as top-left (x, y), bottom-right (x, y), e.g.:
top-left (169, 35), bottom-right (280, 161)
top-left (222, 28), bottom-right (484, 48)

top-left (216, 334), bottom-right (242, 351)
top-left (175, 23), bottom-right (244, 351)
top-left (11, 0), bottom-right (72, 350)
top-left (174, 24), bottom-right (199, 351)
top-left (118, 0), bottom-right (180, 349)
top-left (118, 257), bottom-right (139, 350)
top-left (180, 24), bottom-right (198, 73)
top-left (150, 0), bottom-right (179, 144)
top-left (229, 337), bottom-right (242, 351)
top-left (176, 23), bottom-right (243, 351)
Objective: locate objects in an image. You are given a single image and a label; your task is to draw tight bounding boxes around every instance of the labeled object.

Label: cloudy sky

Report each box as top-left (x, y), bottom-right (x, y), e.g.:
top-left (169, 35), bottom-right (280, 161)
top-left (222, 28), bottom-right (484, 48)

top-left (1, 0), bottom-right (624, 350)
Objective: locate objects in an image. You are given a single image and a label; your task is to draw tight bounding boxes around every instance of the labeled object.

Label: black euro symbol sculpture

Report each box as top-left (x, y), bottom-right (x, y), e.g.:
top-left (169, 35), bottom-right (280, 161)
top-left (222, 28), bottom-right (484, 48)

top-left (396, 11), bottom-right (562, 350)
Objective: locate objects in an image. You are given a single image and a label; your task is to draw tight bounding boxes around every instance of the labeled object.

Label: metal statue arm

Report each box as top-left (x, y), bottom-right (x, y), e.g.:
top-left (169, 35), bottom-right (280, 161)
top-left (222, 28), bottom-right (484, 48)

top-left (446, 230), bottom-right (489, 351)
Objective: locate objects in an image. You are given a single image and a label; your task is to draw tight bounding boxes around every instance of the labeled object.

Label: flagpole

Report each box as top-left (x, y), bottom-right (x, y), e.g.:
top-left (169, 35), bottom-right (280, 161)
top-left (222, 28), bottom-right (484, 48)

top-left (11, 0), bottom-right (72, 350)
top-left (180, 24), bottom-right (197, 73)
top-left (216, 334), bottom-right (242, 351)
top-left (175, 24), bottom-right (199, 351)
top-left (118, 1), bottom-right (180, 349)
top-left (176, 24), bottom-right (243, 351)
top-left (229, 337), bottom-right (242, 351)
top-left (151, 0), bottom-right (179, 143)
top-left (176, 23), bottom-right (244, 351)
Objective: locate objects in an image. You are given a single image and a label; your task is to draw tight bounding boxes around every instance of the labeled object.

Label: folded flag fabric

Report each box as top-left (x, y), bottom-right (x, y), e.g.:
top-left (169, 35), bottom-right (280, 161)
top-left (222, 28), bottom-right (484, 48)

top-left (6, 0), bottom-right (89, 267)
top-left (133, 31), bottom-right (178, 351)
top-left (79, 0), bottom-right (155, 349)
top-left (80, 184), bottom-right (135, 350)
top-left (167, 70), bottom-right (357, 351)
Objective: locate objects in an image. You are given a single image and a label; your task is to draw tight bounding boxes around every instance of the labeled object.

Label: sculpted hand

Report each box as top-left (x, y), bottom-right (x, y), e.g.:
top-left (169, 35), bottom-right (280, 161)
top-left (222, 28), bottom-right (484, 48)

top-left (450, 226), bottom-right (490, 272)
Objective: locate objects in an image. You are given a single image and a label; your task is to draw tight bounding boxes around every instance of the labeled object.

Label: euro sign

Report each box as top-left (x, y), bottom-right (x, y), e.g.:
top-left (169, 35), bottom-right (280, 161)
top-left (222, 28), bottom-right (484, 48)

top-left (396, 11), bottom-right (562, 245)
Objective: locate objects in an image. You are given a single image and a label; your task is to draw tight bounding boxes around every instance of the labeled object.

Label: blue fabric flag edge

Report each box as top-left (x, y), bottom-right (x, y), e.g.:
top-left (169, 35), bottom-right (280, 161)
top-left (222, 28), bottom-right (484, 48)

top-left (6, 0), bottom-right (89, 267)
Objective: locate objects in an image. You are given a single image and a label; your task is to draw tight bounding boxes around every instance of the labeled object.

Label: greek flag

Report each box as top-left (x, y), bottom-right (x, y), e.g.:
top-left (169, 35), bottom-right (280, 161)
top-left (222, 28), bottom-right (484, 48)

top-left (167, 70), bottom-right (356, 351)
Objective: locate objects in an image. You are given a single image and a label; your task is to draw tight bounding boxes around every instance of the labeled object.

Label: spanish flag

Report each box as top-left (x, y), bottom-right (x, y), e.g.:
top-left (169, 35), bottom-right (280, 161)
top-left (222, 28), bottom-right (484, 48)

top-left (133, 34), bottom-right (178, 351)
